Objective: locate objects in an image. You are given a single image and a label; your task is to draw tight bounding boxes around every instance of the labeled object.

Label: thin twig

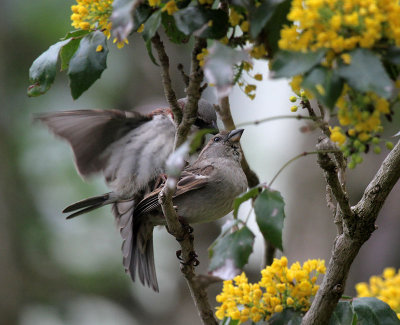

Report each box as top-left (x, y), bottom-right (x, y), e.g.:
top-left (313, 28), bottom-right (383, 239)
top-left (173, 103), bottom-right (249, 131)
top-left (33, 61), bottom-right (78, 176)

top-left (177, 63), bottom-right (190, 87)
top-left (151, 33), bottom-right (182, 125)
top-left (236, 114), bottom-right (313, 128)
top-left (268, 150), bottom-right (339, 188)
top-left (174, 37), bottom-right (207, 148)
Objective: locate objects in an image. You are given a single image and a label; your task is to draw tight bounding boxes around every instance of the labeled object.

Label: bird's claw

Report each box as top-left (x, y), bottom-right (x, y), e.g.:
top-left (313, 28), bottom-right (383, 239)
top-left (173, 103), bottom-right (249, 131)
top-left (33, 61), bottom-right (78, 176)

top-left (176, 250), bottom-right (200, 266)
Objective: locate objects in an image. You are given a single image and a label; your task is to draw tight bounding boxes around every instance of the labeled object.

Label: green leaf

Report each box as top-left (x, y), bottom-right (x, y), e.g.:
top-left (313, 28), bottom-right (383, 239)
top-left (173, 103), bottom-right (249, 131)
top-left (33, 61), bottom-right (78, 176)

top-left (189, 128), bottom-right (217, 154)
top-left (28, 39), bottom-right (71, 97)
top-left (353, 297), bottom-right (400, 324)
top-left (233, 186), bottom-right (260, 218)
top-left (220, 318), bottom-right (240, 325)
top-left (60, 38), bottom-right (84, 71)
top-left (385, 46), bottom-right (400, 65)
top-left (262, 0), bottom-right (291, 57)
top-left (199, 9), bottom-right (229, 40)
top-left (337, 49), bottom-right (394, 99)
top-left (142, 10), bottom-right (162, 42)
top-left (270, 49), bottom-right (326, 78)
top-left (328, 301), bottom-right (356, 325)
top-left (249, 0), bottom-right (280, 38)
top-left (204, 42), bottom-right (248, 98)
top-left (60, 30), bottom-right (92, 71)
top-left (132, 3), bottom-right (152, 31)
top-left (162, 12), bottom-right (189, 44)
top-left (254, 189), bottom-right (285, 251)
top-left (174, 6), bottom-right (207, 35)
top-left (173, 6), bottom-right (228, 39)
top-left (268, 308), bottom-right (302, 325)
top-left (142, 9), bottom-right (162, 65)
top-left (302, 66), bottom-right (344, 110)
top-left (208, 226), bottom-right (255, 277)
top-left (61, 29), bottom-right (91, 40)
top-left (67, 31), bottom-right (109, 99)
top-left (111, 0), bottom-right (138, 41)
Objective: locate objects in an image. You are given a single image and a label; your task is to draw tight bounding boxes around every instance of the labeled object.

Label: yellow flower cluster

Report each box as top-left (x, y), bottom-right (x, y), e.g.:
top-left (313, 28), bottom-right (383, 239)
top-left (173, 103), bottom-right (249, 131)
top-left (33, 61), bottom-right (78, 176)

top-left (236, 61), bottom-right (264, 100)
top-left (356, 267), bottom-right (400, 319)
top-left (229, 8), bottom-right (250, 34)
top-left (196, 48), bottom-right (209, 67)
top-left (279, 0), bottom-right (400, 53)
top-left (70, 0), bottom-right (129, 48)
top-left (161, 0), bottom-right (178, 15)
top-left (215, 257), bottom-right (326, 323)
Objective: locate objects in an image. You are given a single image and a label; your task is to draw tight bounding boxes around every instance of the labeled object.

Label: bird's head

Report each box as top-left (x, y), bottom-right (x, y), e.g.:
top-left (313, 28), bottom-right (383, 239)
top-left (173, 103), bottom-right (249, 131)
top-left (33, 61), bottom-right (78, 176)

top-left (198, 129), bottom-right (244, 162)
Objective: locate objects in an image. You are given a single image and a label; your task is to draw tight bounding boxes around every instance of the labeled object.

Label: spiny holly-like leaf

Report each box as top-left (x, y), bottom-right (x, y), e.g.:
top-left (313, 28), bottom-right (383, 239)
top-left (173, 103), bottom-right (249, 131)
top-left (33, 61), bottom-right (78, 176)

top-left (111, 0), bottom-right (138, 42)
top-left (263, 0), bottom-right (291, 57)
top-left (268, 308), bottom-right (303, 325)
top-left (208, 225), bottom-right (255, 279)
top-left (162, 12), bottom-right (189, 44)
top-left (198, 9), bottom-right (228, 40)
top-left (302, 66), bottom-right (344, 110)
top-left (353, 297), bottom-right (400, 324)
top-left (61, 29), bottom-right (91, 40)
top-left (142, 10), bottom-right (162, 41)
top-left (60, 30), bottom-right (91, 71)
top-left (337, 49), bottom-right (394, 99)
top-left (173, 6), bottom-right (207, 35)
top-left (249, 0), bottom-right (283, 38)
top-left (28, 39), bottom-right (71, 97)
top-left (254, 189), bottom-right (285, 251)
top-left (233, 186), bottom-right (260, 218)
top-left (328, 301), bottom-right (357, 325)
top-left (204, 42), bottom-right (248, 98)
top-left (385, 46), bottom-right (400, 65)
top-left (270, 49), bottom-right (326, 78)
top-left (189, 128), bottom-right (217, 154)
top-left (173, 6), bottom-right (228, 39)
top-left (67, 31), bottom-right (108, 99)
top-left (142, 10), bottom-right (162, 65)
top-left (132, 3), bottom-right (152, 31)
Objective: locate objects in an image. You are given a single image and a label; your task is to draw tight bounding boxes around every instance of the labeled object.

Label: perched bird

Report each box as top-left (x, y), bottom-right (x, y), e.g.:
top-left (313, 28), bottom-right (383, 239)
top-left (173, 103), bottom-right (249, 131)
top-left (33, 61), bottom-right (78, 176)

top-left (36, 98), bottom-right (217, 216)
top-left (122, 129), bottom-right (248, 291)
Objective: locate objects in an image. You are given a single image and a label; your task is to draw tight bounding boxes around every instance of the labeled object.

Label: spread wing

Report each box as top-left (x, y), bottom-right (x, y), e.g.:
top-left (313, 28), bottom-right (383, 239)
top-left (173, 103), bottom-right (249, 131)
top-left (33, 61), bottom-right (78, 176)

top-left (133, 165), bottom-right (215, 217)
top-left (36, 110), bottom-right (151, 177)
top-left (36, 110), bottom-right (176, 195)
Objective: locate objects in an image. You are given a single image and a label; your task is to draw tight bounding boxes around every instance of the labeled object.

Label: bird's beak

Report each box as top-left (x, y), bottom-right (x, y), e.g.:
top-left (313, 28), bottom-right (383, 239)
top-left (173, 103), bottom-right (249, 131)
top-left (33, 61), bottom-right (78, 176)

top-left (228, 129), bottom-right (244, 142)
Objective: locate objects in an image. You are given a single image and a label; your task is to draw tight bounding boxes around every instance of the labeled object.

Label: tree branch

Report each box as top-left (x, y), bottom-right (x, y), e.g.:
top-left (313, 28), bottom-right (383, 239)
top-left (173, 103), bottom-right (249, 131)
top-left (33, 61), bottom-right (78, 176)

top-left (174, 37), bottom-right (207, 148)
top-left (151, 33), bottom-right (183, 125)
top-left (302, 139), bottom-right (400, 325)
top-left (153, 34), bottom-right (217, 325)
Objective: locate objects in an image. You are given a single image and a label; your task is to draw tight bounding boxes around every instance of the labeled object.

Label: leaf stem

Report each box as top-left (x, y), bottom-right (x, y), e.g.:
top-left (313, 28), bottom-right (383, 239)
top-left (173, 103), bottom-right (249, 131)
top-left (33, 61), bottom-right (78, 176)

top-left (268, 150), bottom-right (340, 187)
top-left (236, 114), bottom-right (314, 128)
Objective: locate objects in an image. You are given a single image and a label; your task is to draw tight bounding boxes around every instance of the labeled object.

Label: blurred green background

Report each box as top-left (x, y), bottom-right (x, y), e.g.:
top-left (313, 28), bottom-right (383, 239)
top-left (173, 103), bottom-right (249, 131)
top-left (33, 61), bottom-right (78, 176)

top-left (1, 1), bottom-right (399, 324)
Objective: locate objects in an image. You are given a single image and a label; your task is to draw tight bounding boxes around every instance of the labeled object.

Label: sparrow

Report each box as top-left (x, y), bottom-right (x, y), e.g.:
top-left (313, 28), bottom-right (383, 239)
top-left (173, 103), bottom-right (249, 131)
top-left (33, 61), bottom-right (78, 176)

top-left (121, 129), bottom-right (248, 291)
top-left (36, 97), bottom-right (218, 216)
top-left (36, 98), bottom-right (219, 290)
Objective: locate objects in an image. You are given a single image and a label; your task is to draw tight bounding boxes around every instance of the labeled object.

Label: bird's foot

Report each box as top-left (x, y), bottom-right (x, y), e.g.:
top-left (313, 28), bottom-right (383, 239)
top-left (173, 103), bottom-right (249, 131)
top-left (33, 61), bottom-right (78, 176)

top-left (178, 217), bottom-right (193, 234)
top-left (176, 250), bottom-right (200, 266)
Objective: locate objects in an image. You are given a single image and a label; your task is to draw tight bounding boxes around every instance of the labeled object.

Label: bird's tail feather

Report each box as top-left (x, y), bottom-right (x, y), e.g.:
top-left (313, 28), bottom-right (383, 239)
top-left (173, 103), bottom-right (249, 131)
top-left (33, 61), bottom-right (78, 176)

top-left (114, 201), bottom-right (158, 292)
top-left (63, 192), bottom-right (115, 219)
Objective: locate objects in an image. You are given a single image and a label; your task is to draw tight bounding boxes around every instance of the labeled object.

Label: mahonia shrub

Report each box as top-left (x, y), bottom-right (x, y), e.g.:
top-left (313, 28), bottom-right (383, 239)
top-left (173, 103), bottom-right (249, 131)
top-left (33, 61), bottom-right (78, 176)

top-left (215, 257), bottom-right (326, 323)
top-left (278, 0), bottom-right (398, 168)
top-left (356, 267), bottom-right (400, 319)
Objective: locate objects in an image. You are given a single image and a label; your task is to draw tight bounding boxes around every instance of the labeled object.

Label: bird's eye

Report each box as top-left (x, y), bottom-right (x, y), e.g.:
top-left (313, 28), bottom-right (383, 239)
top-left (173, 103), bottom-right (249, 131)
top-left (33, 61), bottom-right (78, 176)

top-left (213, 137), bottom-right (221, 142)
